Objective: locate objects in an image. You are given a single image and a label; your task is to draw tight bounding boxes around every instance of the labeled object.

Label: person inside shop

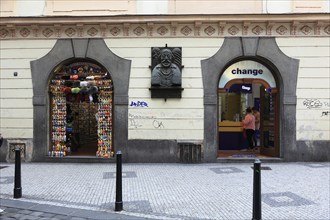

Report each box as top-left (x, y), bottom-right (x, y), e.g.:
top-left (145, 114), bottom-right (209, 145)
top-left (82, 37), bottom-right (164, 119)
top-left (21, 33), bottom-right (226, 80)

top-left (242, 107), bottom-right (255, 151)
top-left (252, 107), bottom-right (260, 148)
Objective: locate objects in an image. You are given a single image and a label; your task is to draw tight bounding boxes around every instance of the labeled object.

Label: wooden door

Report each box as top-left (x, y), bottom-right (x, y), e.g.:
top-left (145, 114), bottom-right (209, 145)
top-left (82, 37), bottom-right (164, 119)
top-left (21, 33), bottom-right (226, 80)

top-left (260, 87), bottom-right (279, 157)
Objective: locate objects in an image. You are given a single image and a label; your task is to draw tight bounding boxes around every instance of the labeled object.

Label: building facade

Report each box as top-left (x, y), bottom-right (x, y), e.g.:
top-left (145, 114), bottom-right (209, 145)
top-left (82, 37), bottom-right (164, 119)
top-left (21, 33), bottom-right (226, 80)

top-left (0, 1), bottom-right (329, 162)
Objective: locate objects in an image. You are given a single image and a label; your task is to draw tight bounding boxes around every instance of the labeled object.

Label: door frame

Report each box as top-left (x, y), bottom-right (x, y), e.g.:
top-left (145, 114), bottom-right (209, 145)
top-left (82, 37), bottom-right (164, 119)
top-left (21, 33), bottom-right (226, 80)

top-left (31, 39), bottom-right (131, 161)
top-left (201, 37), bottom-right (299, 162)
top-left (218, 79), bottom-right (280, 157)
top-left (259, 86), bottom-right (280, 157)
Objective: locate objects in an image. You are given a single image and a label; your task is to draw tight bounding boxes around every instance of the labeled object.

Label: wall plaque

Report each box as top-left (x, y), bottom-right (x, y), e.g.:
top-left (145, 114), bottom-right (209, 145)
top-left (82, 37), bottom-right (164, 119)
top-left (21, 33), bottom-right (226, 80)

top-left (149, 46), bottom-right (184, 99)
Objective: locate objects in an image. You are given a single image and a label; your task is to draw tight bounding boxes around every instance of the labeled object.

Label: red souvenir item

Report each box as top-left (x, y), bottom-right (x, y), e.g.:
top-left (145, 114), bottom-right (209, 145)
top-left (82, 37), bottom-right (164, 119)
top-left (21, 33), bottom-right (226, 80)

top-left (62, 87), bottom-right (72, 93)
top-left (70, 75), bottom-right (79, 80)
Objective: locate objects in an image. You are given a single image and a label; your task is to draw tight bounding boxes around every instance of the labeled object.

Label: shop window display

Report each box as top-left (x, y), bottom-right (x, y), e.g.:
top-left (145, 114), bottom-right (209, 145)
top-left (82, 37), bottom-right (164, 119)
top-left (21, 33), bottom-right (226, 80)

top-left (49, 61), bottom-right (113, 158)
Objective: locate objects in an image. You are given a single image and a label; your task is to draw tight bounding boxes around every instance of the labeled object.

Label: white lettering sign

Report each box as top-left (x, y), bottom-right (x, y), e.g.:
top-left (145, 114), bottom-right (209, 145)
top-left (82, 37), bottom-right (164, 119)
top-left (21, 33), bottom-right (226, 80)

top-left (232, 68), bottom-right (263, 76)
top-left (219, 60), bottom-right (276, 88)
top-left (242, 85), bottom-right (251, 91)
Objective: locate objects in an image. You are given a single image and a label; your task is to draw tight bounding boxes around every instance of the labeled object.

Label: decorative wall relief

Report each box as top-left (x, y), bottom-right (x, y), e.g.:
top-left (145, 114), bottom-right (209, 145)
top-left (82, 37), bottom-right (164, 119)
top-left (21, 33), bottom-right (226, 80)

top-left (1, 20), bottom-right (329, 39)
top-left (149, 46), bottom-right (184, 99)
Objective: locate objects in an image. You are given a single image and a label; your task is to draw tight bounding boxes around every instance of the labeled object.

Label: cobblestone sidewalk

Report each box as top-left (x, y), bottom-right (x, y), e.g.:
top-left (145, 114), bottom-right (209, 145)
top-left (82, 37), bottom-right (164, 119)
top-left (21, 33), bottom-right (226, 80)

top-left (0, 162), bottom-right (329, 220)
top-left (0, 198), bottom-right (151, 219)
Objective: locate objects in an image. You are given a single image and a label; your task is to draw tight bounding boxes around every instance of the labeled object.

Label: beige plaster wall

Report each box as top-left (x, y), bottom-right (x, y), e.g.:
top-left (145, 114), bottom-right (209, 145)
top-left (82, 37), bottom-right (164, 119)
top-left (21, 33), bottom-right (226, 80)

top-left (106, 38), bottom-right (223, 141)
top-left (0, 0), bottom-right (15, 16)
top-left (0, 40), bottom-right (56, 138)
top-left (0, 37), bottom-right (329, 142)
top-left (44, 0), bottom-right (137, 16)
top-left (277, 37), bottom-right (330, 141)
top-left (168, 0), bottom-right (263, 14)
top-left (1, 0), bottom-right (330, 17)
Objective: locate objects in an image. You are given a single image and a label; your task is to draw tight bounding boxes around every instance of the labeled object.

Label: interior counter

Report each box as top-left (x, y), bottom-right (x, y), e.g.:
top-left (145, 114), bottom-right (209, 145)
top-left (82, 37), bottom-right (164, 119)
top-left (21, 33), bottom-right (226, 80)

top-left (218, 121), bottom-right (243, 132)
top-left (219, 121), bottom-right (246, 150)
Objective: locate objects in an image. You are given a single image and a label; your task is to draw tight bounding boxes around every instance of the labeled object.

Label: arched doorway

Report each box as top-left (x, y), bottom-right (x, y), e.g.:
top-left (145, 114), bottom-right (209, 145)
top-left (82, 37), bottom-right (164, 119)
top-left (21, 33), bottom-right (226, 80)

top-left (217, 60), bottom-right (279, 158)
top-left (49, 60), bottom-right (113, 158)
top-left (201, 37), bottom-right (299, 162)
top-left (31, 39), bottom-right (131, 162)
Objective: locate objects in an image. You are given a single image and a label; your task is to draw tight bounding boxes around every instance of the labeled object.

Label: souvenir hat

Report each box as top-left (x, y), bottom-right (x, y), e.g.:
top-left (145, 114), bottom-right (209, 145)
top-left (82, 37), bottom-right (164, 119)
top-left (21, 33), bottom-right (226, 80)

top-left (88, 81), bottom-right (96, 86)
top-left (70, 75), bottom-right (79, 80)
top-left (80, 87), bottom-right (89, 94)
top-left (88, 86), bottom-right (98, 95)
top-left (71, 87), bottom-right (81, 94)
top-left (80, 81), bottom-right (88, 87)
top-left (62, 87), bottom-right (72, 93)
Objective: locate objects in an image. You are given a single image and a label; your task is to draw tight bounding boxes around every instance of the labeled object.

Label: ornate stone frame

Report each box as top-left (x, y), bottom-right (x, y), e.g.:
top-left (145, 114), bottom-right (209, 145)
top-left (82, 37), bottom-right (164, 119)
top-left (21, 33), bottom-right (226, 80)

top-left (201, 37), bottom-right (299, 162)
top-left (31, 38), bottom-right (131, 161)
top-left (1, 16), bottom-right (329, 39)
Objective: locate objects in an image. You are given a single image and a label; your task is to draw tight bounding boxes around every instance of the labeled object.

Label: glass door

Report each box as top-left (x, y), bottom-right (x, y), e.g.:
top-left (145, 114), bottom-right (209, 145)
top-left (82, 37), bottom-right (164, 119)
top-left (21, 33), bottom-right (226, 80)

top-left (260, 87), bottom-right (279, 157)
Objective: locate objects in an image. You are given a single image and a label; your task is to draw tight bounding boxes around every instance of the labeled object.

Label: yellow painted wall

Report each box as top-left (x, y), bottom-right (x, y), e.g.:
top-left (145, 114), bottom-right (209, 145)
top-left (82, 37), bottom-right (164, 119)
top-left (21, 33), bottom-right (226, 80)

top-left (277, 37), bottom-right (330, 141)
top-left (2, 0), bottom-right (329, 16)
top-left (0, 40), bottom-right (56, 138)
top-left (1, 37), bottom-right (329, 141)
top-left (106, 38), bottom-right (223, 140)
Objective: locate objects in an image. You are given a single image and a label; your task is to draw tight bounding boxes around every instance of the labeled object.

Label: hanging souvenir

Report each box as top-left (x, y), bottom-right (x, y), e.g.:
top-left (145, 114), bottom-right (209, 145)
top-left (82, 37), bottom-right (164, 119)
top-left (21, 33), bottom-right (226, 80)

top-left (49, 61), bottom-right (114, 158)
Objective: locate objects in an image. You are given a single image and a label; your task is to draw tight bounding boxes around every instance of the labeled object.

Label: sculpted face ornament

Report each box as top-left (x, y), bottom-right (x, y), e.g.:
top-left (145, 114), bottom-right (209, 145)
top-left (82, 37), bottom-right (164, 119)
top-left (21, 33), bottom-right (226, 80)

top-left (150, 46), bottom-right (184, 99)
top-left (160, 49), bottom-right (172, 68)
top-left (151, 47), bottom-right (182, 87)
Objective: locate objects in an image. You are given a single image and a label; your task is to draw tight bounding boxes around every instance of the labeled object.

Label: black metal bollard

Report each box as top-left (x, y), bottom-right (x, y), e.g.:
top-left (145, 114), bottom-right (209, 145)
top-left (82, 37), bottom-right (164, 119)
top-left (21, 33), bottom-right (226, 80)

top-left (14, 149), bottom-right (22, 199)
top-left (115, 151), bottom-right (123, 211)
top-left (252, 159), bottom-right (261, 220)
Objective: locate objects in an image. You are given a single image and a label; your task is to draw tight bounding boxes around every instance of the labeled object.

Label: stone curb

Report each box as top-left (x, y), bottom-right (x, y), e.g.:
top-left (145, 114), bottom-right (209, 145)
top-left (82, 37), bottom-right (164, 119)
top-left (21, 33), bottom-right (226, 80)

top-left (0, 198), bottom-right (151, 220)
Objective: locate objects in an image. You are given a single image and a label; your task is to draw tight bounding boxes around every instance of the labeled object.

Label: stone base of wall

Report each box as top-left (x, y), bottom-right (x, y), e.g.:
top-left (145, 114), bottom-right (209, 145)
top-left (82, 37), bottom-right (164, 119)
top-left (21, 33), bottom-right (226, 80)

top-left (0, 139), bottom-right (33, 162)
top-left (1, 138), bottom-right (328, 163)
top-left (126, 140), bottom-right (204, 163)
top-left (285, 141), bottom-right (330, 162)
top-left (127, 140), bottom-right (179, 163)
top-left (0, 139), bottom-right (8, 162)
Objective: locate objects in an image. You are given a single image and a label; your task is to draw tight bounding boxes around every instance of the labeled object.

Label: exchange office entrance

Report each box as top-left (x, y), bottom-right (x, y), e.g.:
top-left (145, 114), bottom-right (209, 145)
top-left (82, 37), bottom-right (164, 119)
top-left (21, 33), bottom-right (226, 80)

top-left (217, 60), bottom-right (279, 158)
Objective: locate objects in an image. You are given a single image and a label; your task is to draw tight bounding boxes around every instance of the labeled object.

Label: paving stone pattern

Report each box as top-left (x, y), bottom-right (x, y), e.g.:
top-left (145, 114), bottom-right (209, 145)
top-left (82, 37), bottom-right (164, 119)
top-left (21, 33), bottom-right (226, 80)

top-left (0, 199), bottom-right (149, 220)
top-left (0, 162), bottom-right (329, 220)
top-left (103, 171), bottom-right (137, 179)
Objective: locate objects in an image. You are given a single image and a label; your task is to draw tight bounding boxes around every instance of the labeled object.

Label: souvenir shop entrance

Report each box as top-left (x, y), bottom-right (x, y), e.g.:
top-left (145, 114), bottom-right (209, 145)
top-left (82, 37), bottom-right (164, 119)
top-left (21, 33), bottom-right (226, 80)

top-left (49, 60), bottom-right (114, 158)
top-left (217, 60), bottom-right (280, 159)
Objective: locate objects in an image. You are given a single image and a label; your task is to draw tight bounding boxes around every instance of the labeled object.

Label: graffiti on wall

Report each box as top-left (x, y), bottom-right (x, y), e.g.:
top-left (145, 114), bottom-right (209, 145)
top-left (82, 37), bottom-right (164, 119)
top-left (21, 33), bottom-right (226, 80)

top-left (153, 120), bottom-right (165, 129)
top-left (129, 101), bottom-right (148, 107)
top-left (128, 113), bottom-right (155, 128)
top-left (303, 99), bottom-right (323, 109)
top-left (128, 113), bottom-right (166, 129)
top-left (321, 111), bottom-right (330, 117)
top-left (129, 100), bottom-right (167, 129)
top-left (302, 99), bottom-right (330, 117)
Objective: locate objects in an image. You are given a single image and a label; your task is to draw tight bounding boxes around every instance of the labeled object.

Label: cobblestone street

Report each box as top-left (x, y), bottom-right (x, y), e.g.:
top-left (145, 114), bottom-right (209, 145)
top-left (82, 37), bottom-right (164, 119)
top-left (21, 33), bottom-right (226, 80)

top-left (0, 162), bottom-right (329, 220)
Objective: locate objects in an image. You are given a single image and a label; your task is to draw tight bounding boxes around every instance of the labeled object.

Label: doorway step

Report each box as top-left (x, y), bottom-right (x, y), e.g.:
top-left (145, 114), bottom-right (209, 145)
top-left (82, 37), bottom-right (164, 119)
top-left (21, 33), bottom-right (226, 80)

top-left (216, 157), bottom-right (283, 163)
top-left (217, 150), bottom-right (283, 163)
